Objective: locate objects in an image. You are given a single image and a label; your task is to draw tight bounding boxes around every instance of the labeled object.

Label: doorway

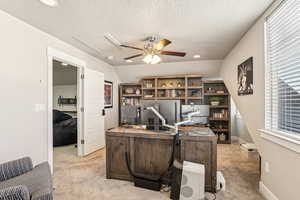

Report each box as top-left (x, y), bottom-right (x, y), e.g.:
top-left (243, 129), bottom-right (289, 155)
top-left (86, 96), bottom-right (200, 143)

top-left (47, 48), bottom-right (84, 172)
top-left (47, 47), bottom-right (106, 172)
top-left (52, 60), bottom-right (80, 169)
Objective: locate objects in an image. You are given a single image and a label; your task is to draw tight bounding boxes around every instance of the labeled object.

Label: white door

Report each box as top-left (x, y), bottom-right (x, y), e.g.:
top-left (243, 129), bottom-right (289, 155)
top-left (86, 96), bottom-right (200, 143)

top-left (83, 68), bottom-right (105, 155)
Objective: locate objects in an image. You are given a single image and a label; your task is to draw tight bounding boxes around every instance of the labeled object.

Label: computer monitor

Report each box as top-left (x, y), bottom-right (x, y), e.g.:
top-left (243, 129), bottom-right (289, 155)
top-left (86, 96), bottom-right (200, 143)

top-left (181, 105), bottom-right (209, 125)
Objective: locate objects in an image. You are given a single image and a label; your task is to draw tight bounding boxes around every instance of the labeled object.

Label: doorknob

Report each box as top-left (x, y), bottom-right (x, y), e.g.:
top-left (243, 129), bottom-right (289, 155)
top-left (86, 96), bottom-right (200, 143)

top-left (102, 109), bottom-right (106, 116)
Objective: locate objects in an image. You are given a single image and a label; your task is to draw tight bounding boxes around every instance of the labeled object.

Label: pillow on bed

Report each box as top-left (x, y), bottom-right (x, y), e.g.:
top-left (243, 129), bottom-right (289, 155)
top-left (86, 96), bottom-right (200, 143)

top-left (53, 109), bottom-right (72, 123)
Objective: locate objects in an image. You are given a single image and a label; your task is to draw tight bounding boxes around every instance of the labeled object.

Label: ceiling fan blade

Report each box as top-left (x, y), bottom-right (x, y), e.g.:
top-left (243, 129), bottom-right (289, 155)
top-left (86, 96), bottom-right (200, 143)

top-left (120, 44), bottom-right (143, 51)
top-left (156, 39), bottom-right (172, 50)
top-left (160, 51), bottom-right (186, 57)
top-left (124, 53), bottom-right (144, 60)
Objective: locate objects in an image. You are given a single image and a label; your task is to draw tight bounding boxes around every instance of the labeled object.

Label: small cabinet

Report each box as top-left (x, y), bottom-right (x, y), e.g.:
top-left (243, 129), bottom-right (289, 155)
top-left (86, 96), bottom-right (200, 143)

top-left (106, 135), bottom-right (131, 181)
top-left (180, 137), bottom-right (217, 192)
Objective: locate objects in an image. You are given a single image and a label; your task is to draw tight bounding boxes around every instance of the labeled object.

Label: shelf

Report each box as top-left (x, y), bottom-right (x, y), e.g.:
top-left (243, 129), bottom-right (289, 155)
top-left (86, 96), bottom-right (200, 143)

top-left (204, 93), bottom-right (229, 96)
top-left (122, 94), bottom-right (142, 97)
top-left (157, 87), bottom-right (185, 90)
top-left (209, 118), bottom-right (229, 121)
top-left (142, 97), bottom-right (155, 100)
top-left (187, 86), bottom-right (203, 89)
top-left (209, 105), bottom-right (229, 108)
top-left (142, 88), bottom-right (156, 90)
top-left (187, 97), bottom-right (203, 99)
top-left (157, 97), bottom-right (185, 100)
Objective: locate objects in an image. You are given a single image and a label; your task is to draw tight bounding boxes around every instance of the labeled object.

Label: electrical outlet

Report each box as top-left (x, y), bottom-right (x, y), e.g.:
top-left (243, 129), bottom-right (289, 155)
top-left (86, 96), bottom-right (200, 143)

top-left (265, 162), bottom-right (270, 173)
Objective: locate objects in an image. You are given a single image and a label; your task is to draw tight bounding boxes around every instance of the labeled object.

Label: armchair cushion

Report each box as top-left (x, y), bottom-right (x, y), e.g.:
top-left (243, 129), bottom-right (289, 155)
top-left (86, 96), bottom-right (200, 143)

top-left (0, 162), bottom-right (52, 200)
top-left (0, 158), bottom-right (33, 182)
top-left (0, 185), bottom-right (30, 200)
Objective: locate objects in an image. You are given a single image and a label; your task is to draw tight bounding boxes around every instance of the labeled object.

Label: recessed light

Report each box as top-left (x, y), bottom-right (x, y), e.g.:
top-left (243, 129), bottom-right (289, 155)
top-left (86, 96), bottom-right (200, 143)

top-left (126, 59), bottom-right (133, 63)
top-left (39, 0), bottom-right (59, 7)
top-left (61, 62), bottom-right (68, 66)
top-left (107, 56), bottom-right (114, 60)
top-left (193, 55), bottom-right (201, 58)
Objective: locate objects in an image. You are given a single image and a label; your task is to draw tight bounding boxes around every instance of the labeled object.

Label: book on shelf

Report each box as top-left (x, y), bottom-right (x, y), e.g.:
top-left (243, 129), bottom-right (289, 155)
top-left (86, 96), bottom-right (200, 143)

top-left (212, 109), bottom-right (229, 119)
top-left (122, 97), bottom-right (140, 106)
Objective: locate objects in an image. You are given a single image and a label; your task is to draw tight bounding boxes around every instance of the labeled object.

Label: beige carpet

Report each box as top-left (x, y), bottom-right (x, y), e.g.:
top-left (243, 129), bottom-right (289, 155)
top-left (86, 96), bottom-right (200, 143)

top-left (53, 144), bottom-right (264, 200)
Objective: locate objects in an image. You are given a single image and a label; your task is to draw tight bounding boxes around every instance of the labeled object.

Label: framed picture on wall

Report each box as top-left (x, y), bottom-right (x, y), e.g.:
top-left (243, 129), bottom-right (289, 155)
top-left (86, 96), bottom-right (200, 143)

top-left (238, 57), bottom-right (253, 96)
top-left (104, 81), bottom-right (113, 108)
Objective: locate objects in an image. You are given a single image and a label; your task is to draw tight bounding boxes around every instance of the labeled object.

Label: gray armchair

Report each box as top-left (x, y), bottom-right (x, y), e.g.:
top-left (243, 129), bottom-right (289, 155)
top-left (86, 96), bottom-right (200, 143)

top-left (0, 157), bottom-right (53, 200)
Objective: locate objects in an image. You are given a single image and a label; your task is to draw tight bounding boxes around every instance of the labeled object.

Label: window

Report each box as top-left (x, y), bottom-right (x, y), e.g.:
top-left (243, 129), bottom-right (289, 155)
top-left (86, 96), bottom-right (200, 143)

top-left (265, 0), bottom-right (300, 138)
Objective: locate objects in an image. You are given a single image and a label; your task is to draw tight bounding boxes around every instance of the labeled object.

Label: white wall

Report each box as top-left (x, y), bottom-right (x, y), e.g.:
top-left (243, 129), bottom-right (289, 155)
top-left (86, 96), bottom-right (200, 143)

top-left (231, 99), bottom-right (252, 143)
top-left (220, 1), bottom-right (300, 199)
top-left (0, 10), bottom-right (120, 165)
top-left (235, 115), bottom-right (253, 143)
top-left (115, 60), bottom-right (222, 83)
top-left (53, 85), bottom-right (77, 112)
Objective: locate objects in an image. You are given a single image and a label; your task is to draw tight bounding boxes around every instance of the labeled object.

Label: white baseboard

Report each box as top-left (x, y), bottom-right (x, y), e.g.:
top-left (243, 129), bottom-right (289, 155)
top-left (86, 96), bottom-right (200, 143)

top-left (238, 137), bottom-right (247, 144)
top-left (259, 181), bottom-right (279, 200)
top-left (231, 136), bottom-right (248, 145)
top-left (231, 136), bottom-right (239, 142)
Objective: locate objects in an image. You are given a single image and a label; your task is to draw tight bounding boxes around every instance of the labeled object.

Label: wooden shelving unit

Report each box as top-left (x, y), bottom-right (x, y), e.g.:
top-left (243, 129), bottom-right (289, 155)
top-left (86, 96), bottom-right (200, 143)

top-left (140, 75), bottom-right (203, 104)
top-left (204, 80), bottom-right (231, 144)
top-left (119, 83), bottom-right (142, 126)
top-left (119, 76), bottom-right (232, 144)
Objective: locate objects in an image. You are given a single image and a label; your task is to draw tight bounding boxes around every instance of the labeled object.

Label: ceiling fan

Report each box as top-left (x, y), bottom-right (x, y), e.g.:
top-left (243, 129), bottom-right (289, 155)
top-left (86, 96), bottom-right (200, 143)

top-left (120, 37), bottom-right (186, 64)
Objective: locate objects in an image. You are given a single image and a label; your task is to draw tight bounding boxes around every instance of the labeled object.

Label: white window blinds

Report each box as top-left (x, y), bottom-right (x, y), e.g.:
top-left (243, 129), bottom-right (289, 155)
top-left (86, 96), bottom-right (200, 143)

top-left (265, 0), bottom-right (300, 137)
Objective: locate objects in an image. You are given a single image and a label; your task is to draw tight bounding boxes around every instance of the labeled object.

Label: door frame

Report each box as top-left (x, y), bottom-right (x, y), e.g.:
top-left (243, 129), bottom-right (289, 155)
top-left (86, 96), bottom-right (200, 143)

top-left (47, 47), bottom-right (85, 172)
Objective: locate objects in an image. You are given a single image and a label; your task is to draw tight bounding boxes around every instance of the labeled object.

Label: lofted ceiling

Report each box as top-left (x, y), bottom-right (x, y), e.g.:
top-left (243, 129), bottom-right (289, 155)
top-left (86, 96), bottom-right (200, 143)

top-left (0, 0), bottom-right (273, 66)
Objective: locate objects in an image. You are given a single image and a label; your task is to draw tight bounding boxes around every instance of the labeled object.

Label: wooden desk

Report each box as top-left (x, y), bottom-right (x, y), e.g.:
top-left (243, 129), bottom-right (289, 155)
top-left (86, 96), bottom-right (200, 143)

top-left (106, 127), bottom-right (217, 192)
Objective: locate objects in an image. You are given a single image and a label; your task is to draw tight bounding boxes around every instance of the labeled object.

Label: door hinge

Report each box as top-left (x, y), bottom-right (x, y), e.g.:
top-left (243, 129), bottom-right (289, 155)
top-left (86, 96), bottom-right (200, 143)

top-left (81, 74), bottom-right (84, 79)
top-left (81, 140), bottom-right (85, 144)
top-left (80, 107), bottom-right (84, 112)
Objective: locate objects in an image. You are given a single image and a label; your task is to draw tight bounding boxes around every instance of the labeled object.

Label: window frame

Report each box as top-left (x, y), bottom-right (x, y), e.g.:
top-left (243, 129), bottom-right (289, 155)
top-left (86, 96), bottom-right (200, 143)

top-left (263, 0), bottom-right (300, 144)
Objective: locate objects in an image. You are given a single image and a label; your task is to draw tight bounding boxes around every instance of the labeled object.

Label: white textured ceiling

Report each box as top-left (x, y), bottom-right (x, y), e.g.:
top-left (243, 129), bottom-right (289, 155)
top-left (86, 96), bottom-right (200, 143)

top-left (0, 0), bottom-right (273, 66)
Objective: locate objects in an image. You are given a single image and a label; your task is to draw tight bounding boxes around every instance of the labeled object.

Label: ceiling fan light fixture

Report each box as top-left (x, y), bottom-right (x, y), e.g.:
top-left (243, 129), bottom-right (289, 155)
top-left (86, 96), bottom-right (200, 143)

top-left (143, 54), bottom-right (153, 64)
top-left (61, 62), bottom-right (68, 66)
top-left (39, 0), bottom-right (59, 7)
top-left (193, 54), bottom-right (201, 58)
top-left (150, 55), bottom-right (161, 64)
top-left (143, 54), bottom-right (161, 64)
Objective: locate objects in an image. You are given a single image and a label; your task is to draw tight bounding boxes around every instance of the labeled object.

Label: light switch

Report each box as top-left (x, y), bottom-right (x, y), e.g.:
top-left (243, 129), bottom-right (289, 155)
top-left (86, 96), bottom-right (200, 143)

top-left (265, 162), bottom-right (270, 173)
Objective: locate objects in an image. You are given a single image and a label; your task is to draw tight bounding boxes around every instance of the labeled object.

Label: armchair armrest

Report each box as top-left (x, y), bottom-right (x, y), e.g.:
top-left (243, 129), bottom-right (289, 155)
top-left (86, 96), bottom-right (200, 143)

top-left (0, 185), bottom-right (30, 200)
top-left (0, 157), bottom-right (33, 181)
